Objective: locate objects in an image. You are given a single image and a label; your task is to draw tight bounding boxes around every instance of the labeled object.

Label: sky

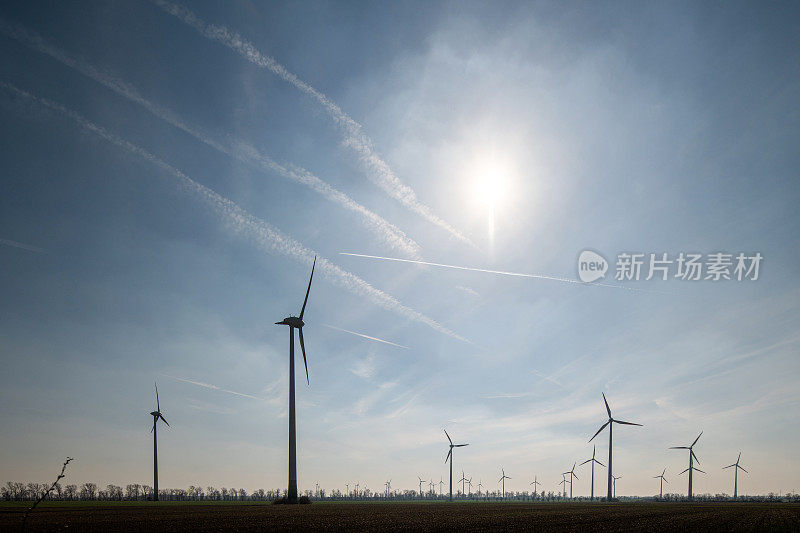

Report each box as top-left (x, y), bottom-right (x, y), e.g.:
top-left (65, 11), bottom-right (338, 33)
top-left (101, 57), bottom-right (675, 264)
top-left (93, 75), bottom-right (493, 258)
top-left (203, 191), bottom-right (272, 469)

top-left (1, 0), bottom-right (799, 498)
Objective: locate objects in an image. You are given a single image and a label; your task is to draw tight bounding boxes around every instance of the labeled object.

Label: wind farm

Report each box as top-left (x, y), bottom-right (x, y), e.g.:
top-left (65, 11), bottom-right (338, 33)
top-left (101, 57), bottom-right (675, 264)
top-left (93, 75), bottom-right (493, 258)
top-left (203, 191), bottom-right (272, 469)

top-left (1, 0), bottom-right (799, 531)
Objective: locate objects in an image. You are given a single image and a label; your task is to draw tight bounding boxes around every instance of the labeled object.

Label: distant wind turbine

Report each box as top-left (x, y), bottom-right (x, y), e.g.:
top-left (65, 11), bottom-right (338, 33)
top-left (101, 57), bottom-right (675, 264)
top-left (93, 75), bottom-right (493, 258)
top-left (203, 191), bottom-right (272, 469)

top-left (670, 431), bottom-right (704, 500)
top-left (499, 469), bottom-right (511, 498)
top-left (149, 382), bottom-right (169, 502)
top-left (563, 463), bottom-right (579, 499)
top-left (444, 430), bottom-right (469, 501)
top-left (275, 256), bottom-right (316, 503)
top-left (418, 476), bottom-right (426, 498)
top-left (580, 445), bottom-right (606, 500)
top-left (439, 477), bottom-right (444, 497)
top-left (612, 475), bottom-right (622, 498)
top-left (530, 475), bottom-right (540, 495)
top-left (723, 452), bottom-right (748, 499)
top-left (558, 475), bottom-right (567, 498)
top-left (459, 471), bottom-right (468, 497)
top-left (467, 477), bottom-right (473, 497)
top-left (477, 480), bottom-right (483, 497)
top-left (589, 393), bottom-right (642, 500)
top-left (654, 468), bottom-right (668, 498)
top-left (384, 479), bottom-right (391, 498)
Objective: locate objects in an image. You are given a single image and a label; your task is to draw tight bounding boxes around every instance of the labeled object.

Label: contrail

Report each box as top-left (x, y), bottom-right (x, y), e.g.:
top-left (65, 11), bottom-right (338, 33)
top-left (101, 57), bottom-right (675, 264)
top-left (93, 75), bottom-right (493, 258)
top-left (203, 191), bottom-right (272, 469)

top-left (0, 81), bottom-right (466, 342)
top-left (323, 324), bottom-right (409, 349)
top-left (166, 375), bottom-right (265, 401)
top-left (0, 238), bottom-right (48, 254)
top-left (151, 0), bottom-right (475, 248)
top-left (340, 252), bottom-right (654, 292)
top-left (0, 18), bottom-right (420, 258)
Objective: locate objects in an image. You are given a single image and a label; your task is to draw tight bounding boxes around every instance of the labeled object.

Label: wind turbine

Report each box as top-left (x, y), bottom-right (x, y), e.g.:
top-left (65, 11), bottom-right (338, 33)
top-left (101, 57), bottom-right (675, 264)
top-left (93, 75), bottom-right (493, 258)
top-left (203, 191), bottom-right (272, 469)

top-left (384, 480), bottom-right (391, 498)
top-left (418, 476), bottom-right (426, 498)
top-left (558, 475), bottom-right (567, 498)
top-left (428, 480), bottom-right (435, 495)
top-left (439, 477), bottom-right (444, 497)
top-left (275, 256), bottom-right (316, 503)
top-left (498, 468), bottom-right (511, 498)
top-left (580, 445), bottom-right (606, 500)
top-left (563, 463), bottom-right (579, 499)
top-left (477, 480), bottom-right (483, 497)
top-left (654, 468), bottom-right (668, 498)
top-left (444, 429), bottom-right (469, 501)
top-left (723, 452), bottom-right (748, 498)
top-left (149, 383), bottom-right (169, 501)
top-left (467, 477), bottom-right (473, 497)
top-left (354, 482), bottom-right (359, 499)
top-left (589, 393), bottom-right (642, 501)
top-left (530, 475), bottom-right (540, 496)
top-left (612, 475), bottom-right (622, 498)
top-left (458, 471), bottom-right (468, 497)
top-left (670, 431), bottom-right (704, 500)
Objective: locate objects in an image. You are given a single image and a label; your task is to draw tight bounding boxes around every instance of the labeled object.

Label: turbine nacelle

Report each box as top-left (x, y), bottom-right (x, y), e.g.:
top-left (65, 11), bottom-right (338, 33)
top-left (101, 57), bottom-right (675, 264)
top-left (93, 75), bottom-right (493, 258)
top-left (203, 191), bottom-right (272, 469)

top-left (276, 316), bottom-right (305, 328)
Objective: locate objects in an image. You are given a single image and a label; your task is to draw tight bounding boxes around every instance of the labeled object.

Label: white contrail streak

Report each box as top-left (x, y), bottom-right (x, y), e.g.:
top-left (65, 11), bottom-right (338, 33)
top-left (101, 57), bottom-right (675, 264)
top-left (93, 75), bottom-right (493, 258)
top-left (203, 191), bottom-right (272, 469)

top-left (323, 324), bottom-right (409, 349)
top-left (0, 17), bottom-right (420, 258)
top-left (0, 81), bottom-right (467, 342)
top-left (151, 0), bottom-right (475, 248)
top-left (340, 252), bottom-right (653, 292)
top-left (0, 238), bottom-right (48, 254)
top-left (166, 375), bottom-right (265, 401)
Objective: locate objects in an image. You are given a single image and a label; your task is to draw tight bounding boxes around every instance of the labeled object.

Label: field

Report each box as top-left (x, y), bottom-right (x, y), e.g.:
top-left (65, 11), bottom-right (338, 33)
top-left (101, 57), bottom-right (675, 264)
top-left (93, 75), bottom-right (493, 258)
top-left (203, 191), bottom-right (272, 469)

top-left (2, 501), bottom-right (799, 531)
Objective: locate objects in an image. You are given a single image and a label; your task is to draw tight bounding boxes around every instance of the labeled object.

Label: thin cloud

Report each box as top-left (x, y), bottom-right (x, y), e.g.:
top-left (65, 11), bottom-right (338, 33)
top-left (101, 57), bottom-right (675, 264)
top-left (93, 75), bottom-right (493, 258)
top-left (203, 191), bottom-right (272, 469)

top-left (0, 18), bottom-right (420, 258)
top-left (152, 0), bottom-right (474, 248)
top-left (166, 375), bottom-right (265, 401)
top-left (341, 252), bottom-right (657, 292)
top-left (0, 81), bottom-right (467, 342)
top-left (0, 238), bottom-right (48, 254)
top-left (324, 324), bottom-right (409, 349)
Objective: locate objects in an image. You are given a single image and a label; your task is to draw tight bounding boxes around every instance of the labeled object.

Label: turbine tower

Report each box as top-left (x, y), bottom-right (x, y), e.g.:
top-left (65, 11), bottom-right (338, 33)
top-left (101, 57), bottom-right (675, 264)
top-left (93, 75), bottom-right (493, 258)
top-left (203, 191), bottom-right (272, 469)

top-left (459, 471), bottom-right (467, 497)
top-left (444, 429), bottom-right (469, 501)
top-left (418, 476), bottom-right (426, 498)
top-left (723, 452), bottom-right (748, 498)
top-left (498, 468), bottom-right (511, 498)
top-left (589, 393), bottom-right (642, 501)
top-left (149, 383), bottom-right (169, 501)
top-left (654, 468), bottom-right (668, 498)
top-left (467, 477), bottom-right (473, 497)
top-left (612, 475), bottom-right (622, 498)
top-left (670, 431), bottom-right (704, 500)
top-left (580, 445), bottom-right (606, 500)
top-left (384, 479), bottom-right (391, 498)
top-left (275, 256), bottom-right (316, 503)
top-left (562, 463), bottom-right (579, 499)
top-left (477, 480), bottom-right (483, 496)
top-left (558, 475), bottom-right (567, 498)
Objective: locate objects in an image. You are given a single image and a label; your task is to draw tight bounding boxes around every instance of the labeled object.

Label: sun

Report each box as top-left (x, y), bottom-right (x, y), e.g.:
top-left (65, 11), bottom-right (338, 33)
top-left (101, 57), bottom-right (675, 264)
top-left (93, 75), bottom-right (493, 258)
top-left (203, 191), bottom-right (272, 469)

top-left (470, 153), bottom-right (510, 211)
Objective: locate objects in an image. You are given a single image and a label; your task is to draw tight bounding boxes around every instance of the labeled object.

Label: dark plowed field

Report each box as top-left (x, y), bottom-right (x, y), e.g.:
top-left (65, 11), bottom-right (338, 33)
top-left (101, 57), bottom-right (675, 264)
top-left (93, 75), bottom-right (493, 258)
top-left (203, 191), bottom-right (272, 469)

top-left (2, 501), bottom-right (799, 532)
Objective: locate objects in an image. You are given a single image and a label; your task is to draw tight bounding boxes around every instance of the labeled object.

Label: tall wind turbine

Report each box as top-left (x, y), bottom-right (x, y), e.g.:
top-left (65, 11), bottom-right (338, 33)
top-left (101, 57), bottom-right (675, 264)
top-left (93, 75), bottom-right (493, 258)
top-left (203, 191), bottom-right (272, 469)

top-left (439, 477), bottom-right (444, 497)
top-left (612, 475), bottom-right (622, 498)
top-left (384, 479), bottom-right (391, 498)
top-left (580, 445), bottom-right (606, 500)
top-left (149, 383), bottom-right (169, 501)
top-left (563, 463), bottom-right (579, 499)
top-left (499, 468), bottom-right (511, 498)
top-left (444, 429), bottom-right (468, 501)
top-left (654, 468), bottom-right (668, 498)
top-left (477, 480), bottom-right (483, 497)
top-left (558, 475), bottom-right (567, 498)
top-left (275, 256), bottom-right (316, 503)
top-left (467, 477), bottom-right (473, 497)
top-left (530, 475), bottom-right (540, 496)
top-left (459, 471), bottom-right (467, 497)
top-left (589, 393), bottom-right (642, 501)
top-left (418, 476), bottom-right (426, 498)
top-left (670, 431), bottom-right (704, 500)
top-left (723, 452), bottom-right (748, 498)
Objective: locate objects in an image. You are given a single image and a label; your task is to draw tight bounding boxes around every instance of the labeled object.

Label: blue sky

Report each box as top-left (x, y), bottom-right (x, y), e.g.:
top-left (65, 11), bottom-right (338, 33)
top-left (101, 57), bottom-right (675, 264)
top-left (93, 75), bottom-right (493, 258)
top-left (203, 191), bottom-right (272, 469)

top-left (1, 0), bottom-right (799, 497)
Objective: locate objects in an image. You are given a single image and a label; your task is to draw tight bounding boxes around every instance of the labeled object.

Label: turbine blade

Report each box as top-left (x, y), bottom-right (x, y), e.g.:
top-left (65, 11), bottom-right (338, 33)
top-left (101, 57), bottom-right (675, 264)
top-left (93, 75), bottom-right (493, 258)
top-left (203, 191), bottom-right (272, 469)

top-left (737, 451), bottom-right (741, 464)
top-left (589, 420), bottom-right (610, 442)
top-left (444, 429), bottom-right (452, 445)
top-left (662, 468), bottom-right (667, 476)
top-left (159, 414), bottom-right (170, 427)
top-left (299, 256), bottom-right (316, 320)
top-left (691, 450), bottom-right (700, 465)
top-left (298, 327), bottom-right (310, 385)
top-left (692, 431), bottom-right (703, 447)
top-left (694, 467), bottom-right (706, 474)
top-left (602, 392), bottom-right (612, 418)
top-left (445, 449), bottom-right (452, 463)
top-left (739, 466), bottom-right (749, 474)
top-left (579, 459), bottom-right (591, 466)
top-left (572, 473), bottom-right (578, 480)
top-left (664, 478), bottom-right (669, 484)
top-left (669, 446), bottom-right (689, 449)
top-left (679, 468), bottom-right (689, 475)
top-left (723, 464), bottom-right (735, 469)
top-left (613, 420), bottom-right (642, 426)
top-left (596, 459), bottom-right (605, 467)
top-left (455, 443), bottom-right (469, 447)
top-left (155, 382), bottom-right (160, 412)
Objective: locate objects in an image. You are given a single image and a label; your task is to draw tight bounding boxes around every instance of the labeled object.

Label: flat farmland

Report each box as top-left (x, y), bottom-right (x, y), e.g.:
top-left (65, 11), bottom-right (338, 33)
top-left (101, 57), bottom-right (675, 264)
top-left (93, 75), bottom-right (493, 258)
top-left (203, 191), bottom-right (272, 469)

top-left (2, 501), bottom-right (799, 531)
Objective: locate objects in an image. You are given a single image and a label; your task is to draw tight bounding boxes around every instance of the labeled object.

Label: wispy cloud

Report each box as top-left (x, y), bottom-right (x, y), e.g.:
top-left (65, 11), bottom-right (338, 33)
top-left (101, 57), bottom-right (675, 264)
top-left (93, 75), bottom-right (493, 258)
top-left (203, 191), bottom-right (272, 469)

top-left (0, 17), bottom-right (420, 258)
top-left (152, 0), bottom-right (474, 248)
top-left (455, 285), bottom-right (480, 298)
top-left (324, 324), bottom-right (409, 349)
top-left (165, 375), bottom-right (265, 401)
top-left (341, 252), bottom-right (654, 292)
top-left (0, 81), bottom-right (466, 342)
top-left (349, 353), bottom-right (377, 380)
top-left (0, 238), bottom-right (48, 254)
